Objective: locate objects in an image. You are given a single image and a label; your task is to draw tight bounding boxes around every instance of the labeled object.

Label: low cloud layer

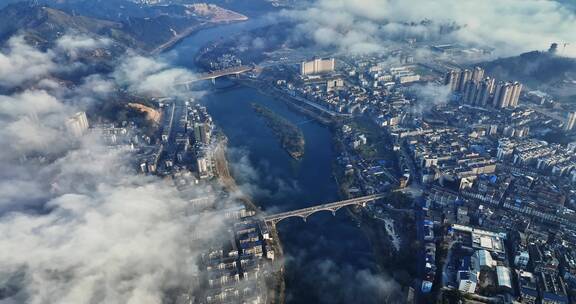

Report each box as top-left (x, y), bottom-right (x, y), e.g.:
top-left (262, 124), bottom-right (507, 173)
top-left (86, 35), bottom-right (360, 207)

top-left (284, 0), bottom-right (576, 57)
top-left (0, 36), bottom-right (228, 303)
top-left (0, 146), bottom-right (227, 303)
top-left (55, 34), bottom-right (112, 56)
top-left (113, 54), bottom-right (197, 97)
top-left (408, 83), bottom-right (452, 114)
top-left (0, 36), bottom-right (56, 88)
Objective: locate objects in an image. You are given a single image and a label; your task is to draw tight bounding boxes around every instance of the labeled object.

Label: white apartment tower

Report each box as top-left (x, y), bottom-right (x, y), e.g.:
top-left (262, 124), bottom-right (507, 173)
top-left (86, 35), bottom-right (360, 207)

top-left (565, 112), bottom-right (576, 131)
top-left (445, 70), bottom-right (461, 92)
top-left (300, 58), bottom-right (335, 76)
top-left (66, 112), bottom-right (89, 137)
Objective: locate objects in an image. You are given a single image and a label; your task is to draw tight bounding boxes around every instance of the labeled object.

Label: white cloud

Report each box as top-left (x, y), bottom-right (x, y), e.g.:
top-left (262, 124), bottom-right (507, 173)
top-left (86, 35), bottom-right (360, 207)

top-left (408, 82), bottom-right (452, 114)
top-left (55, 34), bottom-right (112, 54)
top-left (284, 0), bottom-right (576, 57)
top-left (0, 147), bottom-right (228, 303)
top-left (113, 54), bottom-right (196, 97)
top-left (0, 89), bottom-right (63, 116)
top-left (0, 90), bottom-right (72, 156)
top-left (0, 34), bottom-right (114, 89)
top-left (0, 36), bottom-right (56, 88)
top-left (0, 35), bottom-right (233, 303)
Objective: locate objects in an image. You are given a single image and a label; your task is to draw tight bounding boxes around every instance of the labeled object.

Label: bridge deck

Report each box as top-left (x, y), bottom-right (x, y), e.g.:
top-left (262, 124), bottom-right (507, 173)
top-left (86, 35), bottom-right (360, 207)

top-left (177, 66), bottom-right (253, 85)
top-left (263, 193), bottom-right (386, 223)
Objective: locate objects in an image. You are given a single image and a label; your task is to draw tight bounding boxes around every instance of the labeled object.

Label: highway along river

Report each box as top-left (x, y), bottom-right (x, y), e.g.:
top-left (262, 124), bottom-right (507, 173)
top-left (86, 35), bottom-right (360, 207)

top-left (165, 16), bottom-right (388, 304)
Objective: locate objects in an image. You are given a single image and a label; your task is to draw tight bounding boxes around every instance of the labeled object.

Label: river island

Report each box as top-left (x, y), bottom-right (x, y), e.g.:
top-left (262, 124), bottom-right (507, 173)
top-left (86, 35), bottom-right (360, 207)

top-left (251, 103), bottom-right (305, 159)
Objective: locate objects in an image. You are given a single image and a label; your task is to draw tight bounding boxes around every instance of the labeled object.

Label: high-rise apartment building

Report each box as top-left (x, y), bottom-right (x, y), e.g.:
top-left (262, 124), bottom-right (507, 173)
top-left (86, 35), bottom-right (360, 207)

top-left (471, 66), bottom-right (485, 83)
top-left (444, 67), bottom-right (521, 109)
top-left (509, 82), bottom-right (523, 108)
top-left (300, 58), bottom-right (335, 76)
top-left (475, 77), bottom-right (495, 106)
top-left (444, 70), bottom-right (461, 92)
top-left (493, 82), bottom-right (522, 108)
top-left (66, 112), bottom-right (89, 137)
top-left (463, 80), bottom-right (478, 104)
top-left (565, 112), bottom-right (576, 131)
top-left (494, 82), bottom-right (514, 108)
top-left (458, 69), bottom-right (473, 92)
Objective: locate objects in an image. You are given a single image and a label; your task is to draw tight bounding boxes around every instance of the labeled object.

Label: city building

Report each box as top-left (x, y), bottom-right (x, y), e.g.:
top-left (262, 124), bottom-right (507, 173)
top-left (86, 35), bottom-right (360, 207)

top-left (444, 68), bottom-right (522, 108)
top-left (194, 122), bottom-right (212, 145)
top-left (300, 58), bottom-right (335, 76)
top-left (66, 111), bottom-right (89, 137)
top-left (564, 111), bottom-right (576, 131)
top-left (475, 77), bottom-right (495, 106)
top-left (518, 271), bottom-right (538, 304)
top-left (510, 82), bottom-right (523, 108)
top-left (538, 272), bottom-right (569, 304)
top-left (471, 66), bottom-right (484, 83)
top-left (444, 69), bottom-right (461, 92)
top-left (493, 81), bottom-right (522, 108)
top-left (494, 81), bottom-right (513, 108)
top-left (458, 69), bottom-right (472, 92)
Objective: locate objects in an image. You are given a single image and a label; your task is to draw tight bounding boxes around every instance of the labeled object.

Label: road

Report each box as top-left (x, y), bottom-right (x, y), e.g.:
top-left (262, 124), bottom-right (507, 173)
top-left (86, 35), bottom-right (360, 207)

top-left (213, 137), bottom-right (286, 303)
top-left (150, 23), bottom-right (207, 55)
top-left (213, 138), bottom-right (260, 212)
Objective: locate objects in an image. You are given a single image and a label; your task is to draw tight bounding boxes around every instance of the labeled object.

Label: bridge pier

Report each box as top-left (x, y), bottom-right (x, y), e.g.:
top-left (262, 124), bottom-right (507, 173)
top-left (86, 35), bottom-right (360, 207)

top-left (211, 78), bottom-right (216, 85)
top-left (262, 193), bottom-right (387, 227)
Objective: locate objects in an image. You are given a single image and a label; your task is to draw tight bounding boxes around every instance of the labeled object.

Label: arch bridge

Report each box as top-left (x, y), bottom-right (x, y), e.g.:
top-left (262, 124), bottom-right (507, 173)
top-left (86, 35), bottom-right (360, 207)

top-left (178, 65), bottom-right (254, 88)
top-left (263, 193), bottom-right (386, 226)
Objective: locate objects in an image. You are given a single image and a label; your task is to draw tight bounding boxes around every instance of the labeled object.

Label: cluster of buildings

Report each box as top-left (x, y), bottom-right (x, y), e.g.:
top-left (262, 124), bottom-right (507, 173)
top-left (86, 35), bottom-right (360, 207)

top-left (190, 104), bottom-right (216, 179)
top-left (299, 57), bottom-right (335, 76)
top-left (445, 67), bottom-right (523, 108)
top-left (133, 100), bottom-right (216, 181)
top-left (265, 50), bottom-right (576, 303)
top-left (420, 218), bottom-right (437, 293)
top-left (400, 127), bottom-right (497, 185)
top-left (497, 138), bottom-right (576, 180)
top-left (206, 53), bottom-right (243, 71)
top-left (413, 115), bottom-right (576, 302)
top-left (200, 205), bottom-right (276, 304)
top-left (276, 57), bottom-right (425, 119)
top-left (336, 124), bottom-right (400, 195)
top-left (195, 26), bottom-right (576, 301)
top-left (446, 224), bottom-right (512, 297)
top-left (66, 111), bottom-right (90, 137)
top-left (88, 100), bottom-right (278, 303)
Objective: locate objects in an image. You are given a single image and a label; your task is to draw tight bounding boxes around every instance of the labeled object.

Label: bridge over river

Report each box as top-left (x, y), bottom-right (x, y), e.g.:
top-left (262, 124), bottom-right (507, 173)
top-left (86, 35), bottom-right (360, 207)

top-left (178, 65), bottom-right (254, 87)
top-left (263, 193), bottom-right (389, 226)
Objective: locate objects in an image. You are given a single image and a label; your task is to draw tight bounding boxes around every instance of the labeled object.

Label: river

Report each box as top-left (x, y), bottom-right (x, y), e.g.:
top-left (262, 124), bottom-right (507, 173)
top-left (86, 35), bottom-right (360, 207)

top-left (165, 15), bottom-right (386, 304)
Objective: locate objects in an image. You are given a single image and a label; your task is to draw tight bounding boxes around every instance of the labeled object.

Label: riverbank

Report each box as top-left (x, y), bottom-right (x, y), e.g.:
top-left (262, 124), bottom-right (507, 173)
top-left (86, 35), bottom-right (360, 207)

top-left (332, 123), bottom-right (419, 295)
top-left (151, 23), bottom-right (210, 55)
top-left (233, 77), bottom-right (411, 298)
top-left (238, 78), bottom-right (336, 125)
top-left (244, 76), bottom-right (413, 298)
top-left (152, 11), bottom-right (248, 55)
top-left (239, 76), bottom-right (420, 297)
top-left (213, 135), bottom-right (285, 304)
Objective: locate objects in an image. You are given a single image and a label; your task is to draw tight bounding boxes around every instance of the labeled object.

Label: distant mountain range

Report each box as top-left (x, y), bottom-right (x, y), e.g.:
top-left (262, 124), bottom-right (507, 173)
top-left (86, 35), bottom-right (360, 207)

top-left (482, 51), bottom-right (575, 84)
top-left (480, 51), bottom-right (576, 100)
top-left (0, 0), bottom-right (246, 52)
top-left (0, 3), bottom-right (135, 48)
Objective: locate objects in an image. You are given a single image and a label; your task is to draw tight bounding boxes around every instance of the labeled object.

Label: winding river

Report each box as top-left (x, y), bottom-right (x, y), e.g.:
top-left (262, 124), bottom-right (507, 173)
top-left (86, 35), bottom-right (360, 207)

top-left (164, 14), bottom-right (384, 304)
